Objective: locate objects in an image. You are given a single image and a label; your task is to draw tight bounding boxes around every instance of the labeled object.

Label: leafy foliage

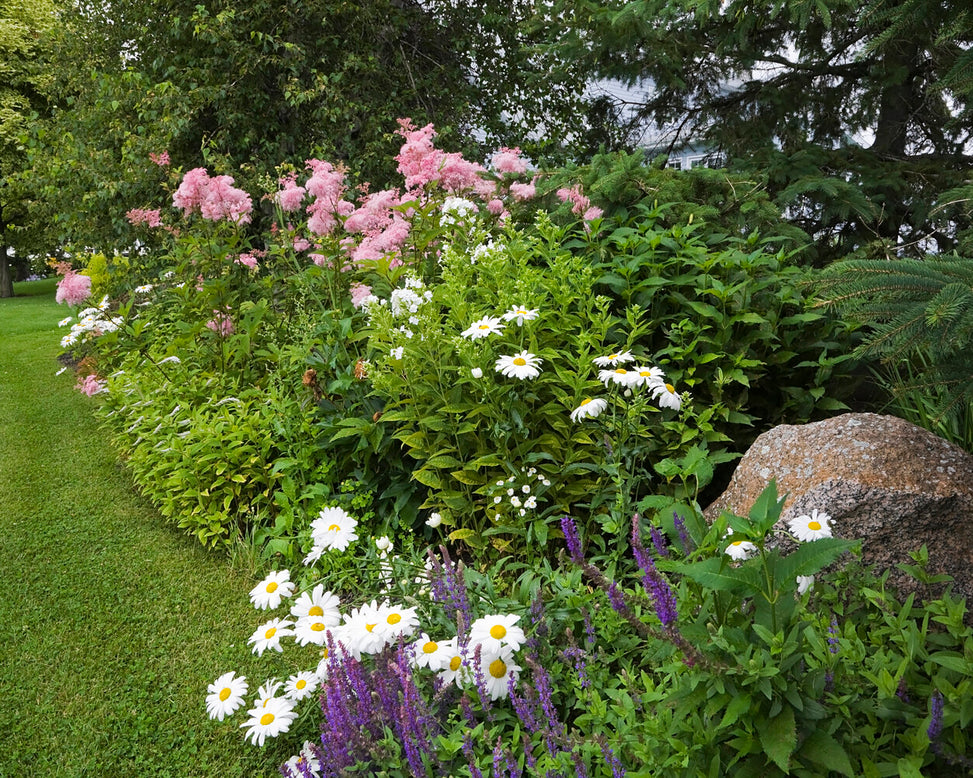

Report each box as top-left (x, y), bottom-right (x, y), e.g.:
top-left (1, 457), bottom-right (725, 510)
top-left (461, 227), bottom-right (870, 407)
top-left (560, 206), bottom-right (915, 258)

top-left (817, 253), bottom-right (973, 428)
top-left (543, 0), bottom-right (973, 263)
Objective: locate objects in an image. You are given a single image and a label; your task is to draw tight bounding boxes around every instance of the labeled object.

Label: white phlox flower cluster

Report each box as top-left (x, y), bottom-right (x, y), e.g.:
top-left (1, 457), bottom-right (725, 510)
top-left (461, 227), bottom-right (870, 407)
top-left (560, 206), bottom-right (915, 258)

top-left (440, 196), bottom-right (478, 227)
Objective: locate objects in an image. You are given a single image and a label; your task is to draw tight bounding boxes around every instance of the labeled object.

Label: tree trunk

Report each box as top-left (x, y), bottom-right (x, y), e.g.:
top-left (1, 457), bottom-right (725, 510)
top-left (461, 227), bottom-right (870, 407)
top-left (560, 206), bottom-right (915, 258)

top-left (0, 204), bottom-right (12, 298)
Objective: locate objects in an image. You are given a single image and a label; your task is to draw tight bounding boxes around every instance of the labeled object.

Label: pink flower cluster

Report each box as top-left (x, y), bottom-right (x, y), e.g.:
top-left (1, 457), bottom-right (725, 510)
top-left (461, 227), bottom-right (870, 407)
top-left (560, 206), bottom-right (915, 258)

top-left (126, 208), bottom-right (163, 228)
top-left (76, 374), bottom-right (107, 396)
top-left (55, 271), bottom-right (93, 307)
top-left (395, 119), bottom-right (489, 195)
top-left (150, 151), bottom-right (170, 166)
top-left (206, 310), bottom-right (234, 336)
top-left (235, 253), bottom-right (261, 271)
top-left (556, 185), bottom-right (604, 222)
top-left (173, 168), bottom-right (253, 224)
top-left (349, 282), bottom-right (373, 308)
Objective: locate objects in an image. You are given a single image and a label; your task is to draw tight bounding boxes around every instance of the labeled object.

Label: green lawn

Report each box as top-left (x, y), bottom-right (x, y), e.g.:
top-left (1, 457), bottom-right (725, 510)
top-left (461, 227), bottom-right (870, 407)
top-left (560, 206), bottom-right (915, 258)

top-left (0, 284), bottom-right (296, 777)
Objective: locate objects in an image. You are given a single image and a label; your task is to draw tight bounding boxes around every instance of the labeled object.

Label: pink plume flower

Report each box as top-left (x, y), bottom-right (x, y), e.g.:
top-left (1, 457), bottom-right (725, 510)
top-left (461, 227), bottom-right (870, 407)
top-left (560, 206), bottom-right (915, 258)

top-left (173, 168), bottom-right (211, 215)
top-left (344, 190), bottom-right (401, 234)
top-left (173, 168), bottom-right (253, 224)
top-left (350, 282), bottom-right (373, 308)
top-left (126, 208), bottom-right (163, 228)
top-left (77, 374), bottom-right (107, 396)
top-left (509, 179), bottom-right (537, 201)
top-left (149, 151), bottom-right (170, 166)
top-left (206, 311), bottom-right (234, 336)
top-left (491, 147), bottom-right (528, 175)
top-left (275, 174), bottom-right (306, 212)
top-left (583, 206), bottom-right (604, 221)
top-left (293, 238), bottom-right (311, 252)
top-left (236, 253), bottom-right (259, 271)
top-left (486, 199), bottom-right (505, 215)
top-left (199, 175), bottom-right (253, 224)
top-left (55, 272), bottom-right (93, 306)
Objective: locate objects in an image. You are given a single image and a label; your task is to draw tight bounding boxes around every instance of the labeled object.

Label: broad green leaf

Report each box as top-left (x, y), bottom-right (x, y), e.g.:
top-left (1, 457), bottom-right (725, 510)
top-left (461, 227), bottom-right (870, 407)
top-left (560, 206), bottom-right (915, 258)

top-left (758, 705), bottom-right (795, 772)
top-left (799, 729), bottom-right (854, 777)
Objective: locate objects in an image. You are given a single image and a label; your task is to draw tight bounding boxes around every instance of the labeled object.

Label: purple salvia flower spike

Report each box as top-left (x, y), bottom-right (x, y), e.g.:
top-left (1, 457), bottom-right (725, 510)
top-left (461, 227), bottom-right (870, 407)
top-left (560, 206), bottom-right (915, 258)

top-left (561, 515), bottom-right (584, 564)
top-left (928, 690), bottom-right (944, 742)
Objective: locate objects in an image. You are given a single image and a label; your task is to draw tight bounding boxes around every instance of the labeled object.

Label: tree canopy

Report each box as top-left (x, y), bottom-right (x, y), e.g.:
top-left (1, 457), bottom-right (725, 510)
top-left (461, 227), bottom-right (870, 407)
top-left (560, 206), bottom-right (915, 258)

top-left (0, 0), bottom-right (56, 296)
top-left (547, 0), bottom-right (973, 261)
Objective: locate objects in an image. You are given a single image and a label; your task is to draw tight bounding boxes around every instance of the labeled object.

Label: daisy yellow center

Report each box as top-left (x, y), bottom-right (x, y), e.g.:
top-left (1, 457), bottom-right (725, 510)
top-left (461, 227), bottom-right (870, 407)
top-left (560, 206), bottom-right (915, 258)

top-left (296, 679), bottom-right (307, 690)
top-left (308, 605), bottom-right (324, 616)
top-left (311, 622), bottom-right (326, 632)
top-left (489, 659), bottom-right (507, 679)
top-left (449, 656), bottom-right (462, 672)
top-left (731, 541), bottom-right (743, 547)
top-left (265, 581), bottom-right (279, 593)
top-left (489, 625), bottom-right (507, 640)
top-left (665, 383), bottom-right (675, 392)
top-left (219, 688), bottom-right (231, 702)
top-left (580, 398), bottom-right (592, 406)
top-left (517, 309), bottom-right (527, 314)
top-left (608, 353), bottom-right (618, 360)
top-left (265, 627), bottom-right (277, 639)
top-left (640, 370), bottom-right (652, 377)
top-left (366, 623), bottom-right (376, 633)
top-left (513, 357), bottom-right (527, 366)
top-left (614, 368), bottom-right (627, 374)
top-left (808, 521), bottom-right (822, 531)
top-left (388, 613), bottom-right (402, 625)
top-left (422, 641), bottom-right (438, 654)
top-left (478, 324), bottom-right (490, 330)
top-left (260, 713), bottom-right (275, 726)
top-left (328, 524), bottom-right (341, 531)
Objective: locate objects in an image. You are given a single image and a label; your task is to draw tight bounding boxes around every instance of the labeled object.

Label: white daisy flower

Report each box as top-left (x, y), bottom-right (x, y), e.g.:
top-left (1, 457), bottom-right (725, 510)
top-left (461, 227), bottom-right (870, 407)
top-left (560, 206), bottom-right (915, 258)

top-left (248, 618), bottom-right (294, 656)
top-left (426, 512), bottom-right (443, 528)
top-left (308, 507), bottom-right (359, 554)
top-left (480, 650), bottom-right (521, 700)
top-left (293, 616), bottom-right (334, 647)
top-left (58, 316), bottom-right (73, 327)
top-left (524, 495), bottom-right (537, 510)
top-left (724, 529), bottom-right (757, 561)
top-left (283, 742), bottom-right (322, 778)
top-left (796, 575), bottom-right (815, 595)
top-left (787, 509), bottom-right (833, 542)
top-left (593, 350), bottom-right (635, 367)
top-left (284, 671), bottom-right (318, 701)
top-left (249, 570), bottom-right (295, 610)
top-left (653, 382), bottom-right (682, 411)
top-left (494, 351), bottom-right (542, 380)
top-left (410, 633), bottom-right (449, 670)
top-left (289, 584), bottom-right (341, 624)
top-left (598, 367), bottom-right (638, 387)
top-left (205, 671), bottom-right (248, 721)
top-left (570, 397), bottom-right (608, 422)
top-left (254, 678), bottom-right (284, 707)
top-left (134, 284), bottom-right (154, 294)
top-left (373, 602), bottom-right (419, 641)
top-left (632, 365), bottom-right (665, 389)
top-left (437, 638), bottom-right (468, 687)
top-left (501, 306), bottom-right (539, 326)
top-left (469, 614), bottom-right (527, 654)
top-left (239, 695), bottom-right (297, 746)
top-left (342, 601), bottom-right (387, 658)
top-left (461, 316), bottom-right (505, 340)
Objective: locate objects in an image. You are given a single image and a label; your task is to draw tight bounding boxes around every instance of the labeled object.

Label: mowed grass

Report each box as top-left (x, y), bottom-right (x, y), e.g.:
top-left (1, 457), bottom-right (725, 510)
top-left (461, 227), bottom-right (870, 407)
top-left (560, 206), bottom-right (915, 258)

top-left (0, 284), bottom-right (298, 777)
